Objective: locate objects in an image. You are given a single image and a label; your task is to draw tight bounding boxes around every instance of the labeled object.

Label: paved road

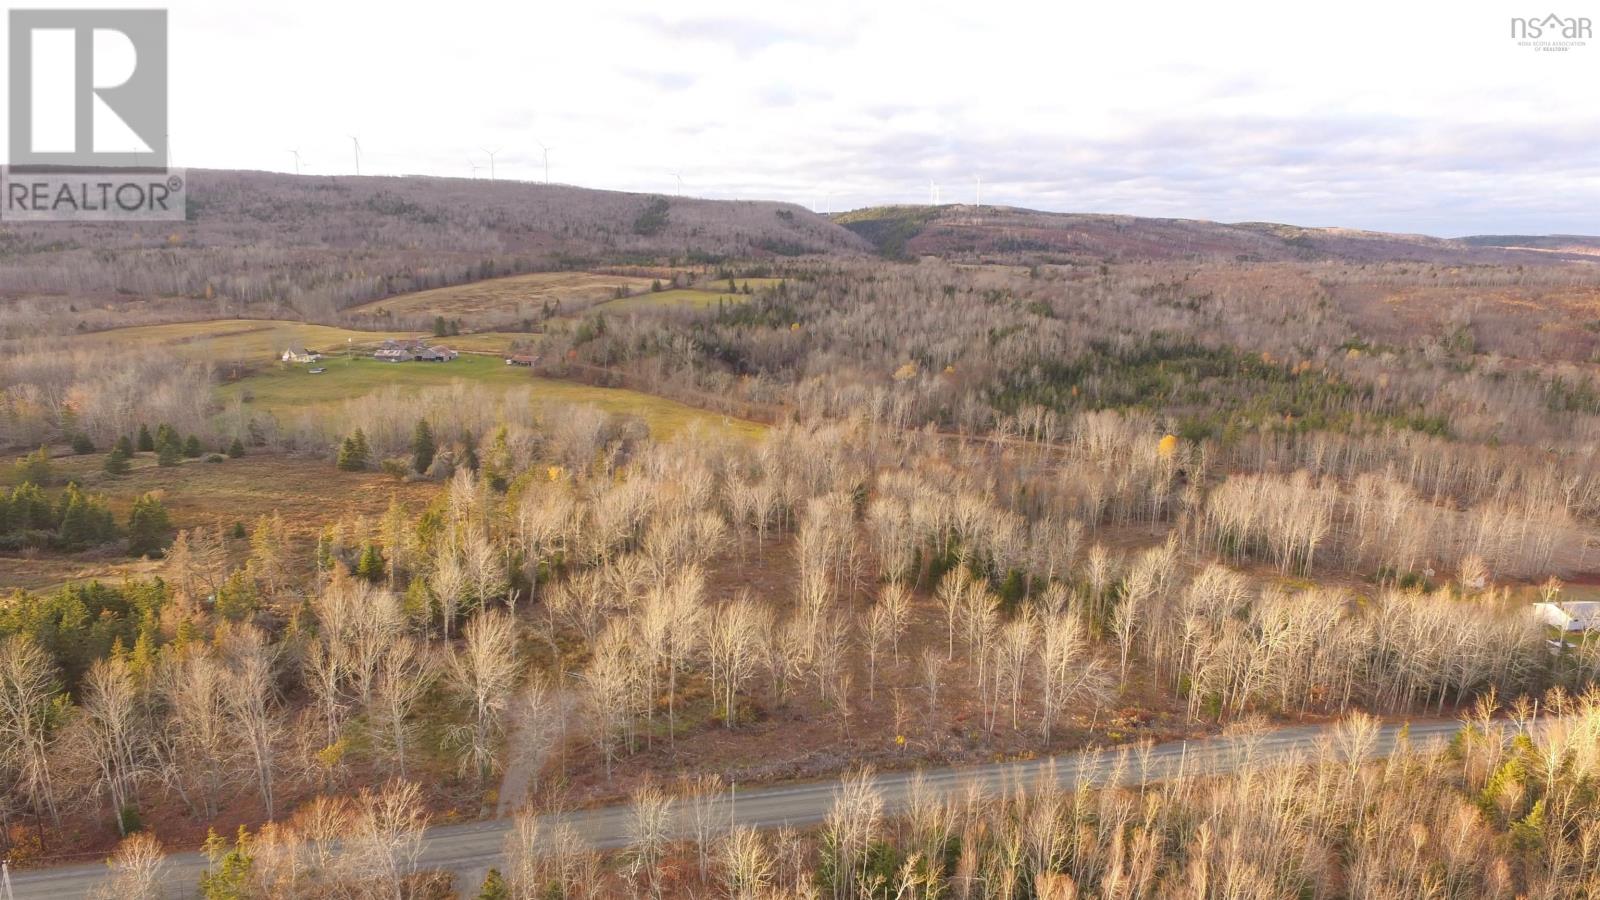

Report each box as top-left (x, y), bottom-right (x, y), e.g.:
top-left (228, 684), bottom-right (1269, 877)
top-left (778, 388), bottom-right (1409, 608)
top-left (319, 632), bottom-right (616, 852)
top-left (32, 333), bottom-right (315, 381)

top-left (6, 718), bottom-right (1464, 899)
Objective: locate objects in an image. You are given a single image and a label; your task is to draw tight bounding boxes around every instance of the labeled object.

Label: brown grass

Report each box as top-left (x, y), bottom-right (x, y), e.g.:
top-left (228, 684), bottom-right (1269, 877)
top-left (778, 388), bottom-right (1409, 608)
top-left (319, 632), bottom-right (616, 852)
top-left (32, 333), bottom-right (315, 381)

top-left (348, 272), bottom-right (658, 319)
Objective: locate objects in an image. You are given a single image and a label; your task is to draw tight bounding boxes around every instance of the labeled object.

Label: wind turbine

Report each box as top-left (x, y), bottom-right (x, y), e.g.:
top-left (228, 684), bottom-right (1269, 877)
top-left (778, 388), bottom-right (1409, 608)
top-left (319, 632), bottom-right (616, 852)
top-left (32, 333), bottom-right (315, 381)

top-left (349, 136), bottom-right (362, 175)
top-left (468, 158), bottom-right (482, 179)
top-left (288, 149), bottom-right (302, 175)
top-left (536, 140), bottom-right (551, 184)
top-left (482, 147), bottom-right (500, 181)
top-left (975, 173), bottom-right (981, 207)
top-left (673, 172), bottom-right (683, 197)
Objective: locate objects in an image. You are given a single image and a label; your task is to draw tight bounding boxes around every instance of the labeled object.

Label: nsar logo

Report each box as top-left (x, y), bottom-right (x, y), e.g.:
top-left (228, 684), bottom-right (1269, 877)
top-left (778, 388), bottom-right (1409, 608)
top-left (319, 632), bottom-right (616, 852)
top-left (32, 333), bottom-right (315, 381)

top-left (1510, 13), bottom-right (1592, 52)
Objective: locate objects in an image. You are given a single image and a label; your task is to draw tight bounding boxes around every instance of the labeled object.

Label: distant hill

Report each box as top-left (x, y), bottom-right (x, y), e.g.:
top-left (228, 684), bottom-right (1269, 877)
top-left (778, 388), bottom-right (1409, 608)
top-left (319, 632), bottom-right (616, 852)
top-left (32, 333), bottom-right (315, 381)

top-left (837, 204), bottom-right (1598, 264)
top-left (1460, 234), bottom-right (1600, 256)
top-left (5, 173), bottom-right (1596, 325)
top-left (0, 169), bottom-right (871, 318)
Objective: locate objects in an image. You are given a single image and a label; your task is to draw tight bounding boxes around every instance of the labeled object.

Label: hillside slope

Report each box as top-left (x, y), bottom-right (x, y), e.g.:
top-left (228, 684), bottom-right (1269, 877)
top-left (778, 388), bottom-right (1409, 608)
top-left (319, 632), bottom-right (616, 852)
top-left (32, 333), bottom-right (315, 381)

top-left (0, 170), bottom-right (871, 319)
top-left (838, 204), bottom-right (1595, 264)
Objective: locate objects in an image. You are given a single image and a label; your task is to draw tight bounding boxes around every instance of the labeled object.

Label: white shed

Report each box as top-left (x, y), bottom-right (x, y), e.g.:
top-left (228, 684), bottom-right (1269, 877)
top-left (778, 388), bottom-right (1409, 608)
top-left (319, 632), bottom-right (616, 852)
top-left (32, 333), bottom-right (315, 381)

top-left (1533, 601), bottom-right (1600, 632)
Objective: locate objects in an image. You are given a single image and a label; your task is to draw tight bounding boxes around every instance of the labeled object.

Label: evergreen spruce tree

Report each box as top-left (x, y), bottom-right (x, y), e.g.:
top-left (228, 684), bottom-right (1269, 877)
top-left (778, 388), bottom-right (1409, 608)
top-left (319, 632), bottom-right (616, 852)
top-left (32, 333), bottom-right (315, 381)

top-left (128, 630), bottom-right (157, 681)
top-left (157, 441), bottom-right (181, 467)
top-left (199, 827), bottom-right (255, 899)
top-left (57, 483), bottom-right (93, 548)
top-left (411, 419), bottom-right (436, 473)
top-left (136, 424), bottom-right (155, 452)
top-left (355, 543), bottom-right (385, 582)
top-left (127, 493), bottom-right (172, 556)
top-left (14, 447), bottom-right (53, 485)
top-left (182, 435), bottom-right (204, 458)
top-left (336, 430), bottom-right (370, 471)
top-left (227, 437), bottom-right (246, 458)
top-left (476, 869), bottom-right (509, 900)
top-left (215, 568), bottom-right (260, 622)
top-left (104, 446), bottom-right (131, 476)
top-left (154, 423), bottom-right (179, 452)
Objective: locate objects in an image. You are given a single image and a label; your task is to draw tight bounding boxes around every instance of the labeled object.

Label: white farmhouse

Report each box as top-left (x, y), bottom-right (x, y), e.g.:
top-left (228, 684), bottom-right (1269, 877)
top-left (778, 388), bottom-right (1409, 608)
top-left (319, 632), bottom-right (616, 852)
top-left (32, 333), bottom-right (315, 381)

top-left (1532, 601), bottom-right (1600, 632)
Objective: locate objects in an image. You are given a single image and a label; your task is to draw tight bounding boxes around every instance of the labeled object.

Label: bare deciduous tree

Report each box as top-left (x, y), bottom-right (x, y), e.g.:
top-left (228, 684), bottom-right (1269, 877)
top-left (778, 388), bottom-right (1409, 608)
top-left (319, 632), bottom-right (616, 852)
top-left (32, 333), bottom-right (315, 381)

top-left (447, 610), bottom-right (521, 786)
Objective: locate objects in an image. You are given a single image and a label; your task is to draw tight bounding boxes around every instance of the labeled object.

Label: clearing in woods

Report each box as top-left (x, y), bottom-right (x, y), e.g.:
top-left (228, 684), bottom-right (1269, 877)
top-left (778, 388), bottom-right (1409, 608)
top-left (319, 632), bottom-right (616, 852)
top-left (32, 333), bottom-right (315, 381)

top-left (52, 319), bottom-right (433, 359)
top-left (32, 318), bottom-right (754, 437)
top-left (0, 452), bottom-right (442, 591)
top-left (224, 354), bottom-right (766, 440)
top-left (346, 271), bottom-right (659, 318)
top-left (589, 287), bottom-right (750, 314)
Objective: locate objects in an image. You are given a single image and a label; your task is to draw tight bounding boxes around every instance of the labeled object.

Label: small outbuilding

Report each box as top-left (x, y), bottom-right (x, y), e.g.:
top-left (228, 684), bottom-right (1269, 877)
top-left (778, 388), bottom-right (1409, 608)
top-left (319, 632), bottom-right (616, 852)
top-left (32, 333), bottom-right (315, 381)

top-left (282, 346), bottom-right (321, 364)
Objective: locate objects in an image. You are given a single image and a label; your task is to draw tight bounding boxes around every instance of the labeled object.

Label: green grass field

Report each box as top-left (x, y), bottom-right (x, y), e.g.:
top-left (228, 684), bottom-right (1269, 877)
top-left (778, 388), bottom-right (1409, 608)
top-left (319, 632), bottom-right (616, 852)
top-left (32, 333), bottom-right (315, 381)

top-left (223, 354), bottom-right (764, 440)
top-left (692, 276), bottom-right (785, 292)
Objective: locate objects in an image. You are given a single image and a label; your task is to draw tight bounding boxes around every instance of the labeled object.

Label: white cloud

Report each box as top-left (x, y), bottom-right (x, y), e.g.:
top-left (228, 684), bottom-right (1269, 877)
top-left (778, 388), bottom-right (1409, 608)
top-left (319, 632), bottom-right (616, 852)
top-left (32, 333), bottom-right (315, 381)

top-left (7, 0), bottom-right (1595, 233)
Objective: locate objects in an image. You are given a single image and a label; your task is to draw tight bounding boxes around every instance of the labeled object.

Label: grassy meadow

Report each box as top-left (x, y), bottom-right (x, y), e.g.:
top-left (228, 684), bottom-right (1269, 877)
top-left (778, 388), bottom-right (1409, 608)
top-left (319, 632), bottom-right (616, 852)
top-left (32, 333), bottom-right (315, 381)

top-left (346, 271), bottom-right (658, 318)
top-left (57, 319), bottom-right (415, 360)
top-left (225, 354), bottom-right (764, 440)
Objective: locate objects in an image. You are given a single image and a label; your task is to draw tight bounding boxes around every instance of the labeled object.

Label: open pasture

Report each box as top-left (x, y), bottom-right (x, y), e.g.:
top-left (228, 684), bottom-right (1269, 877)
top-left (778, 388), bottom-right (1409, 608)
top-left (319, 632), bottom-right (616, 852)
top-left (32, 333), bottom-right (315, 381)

top-left (347, 271), bottom-right (658, 319)
top-left (223, 354), bottom-right (764, 440)
top-left (48, 319), bottom-right (412, 360)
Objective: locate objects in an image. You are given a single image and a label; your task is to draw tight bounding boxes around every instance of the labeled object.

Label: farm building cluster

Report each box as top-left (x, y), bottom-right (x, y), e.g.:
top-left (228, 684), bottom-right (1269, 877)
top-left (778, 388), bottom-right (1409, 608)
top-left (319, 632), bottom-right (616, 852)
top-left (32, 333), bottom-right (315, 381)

top-left (374, 338), bottom-right (459, 362)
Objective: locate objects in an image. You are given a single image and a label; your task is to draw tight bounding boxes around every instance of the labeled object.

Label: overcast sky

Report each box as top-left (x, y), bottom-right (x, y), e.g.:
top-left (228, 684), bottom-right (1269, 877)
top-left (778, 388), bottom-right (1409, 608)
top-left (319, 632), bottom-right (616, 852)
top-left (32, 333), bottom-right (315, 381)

top-left (7, 0), bottom-right (1599, 235)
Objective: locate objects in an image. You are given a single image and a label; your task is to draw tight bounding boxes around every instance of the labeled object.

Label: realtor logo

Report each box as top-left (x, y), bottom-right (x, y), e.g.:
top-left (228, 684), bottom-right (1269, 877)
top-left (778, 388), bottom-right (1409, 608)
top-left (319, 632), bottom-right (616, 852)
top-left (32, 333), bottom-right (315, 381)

top-left (4, 9), bottom-right (183, 221)
top-left (9, 9), bottom-right (168, 167)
